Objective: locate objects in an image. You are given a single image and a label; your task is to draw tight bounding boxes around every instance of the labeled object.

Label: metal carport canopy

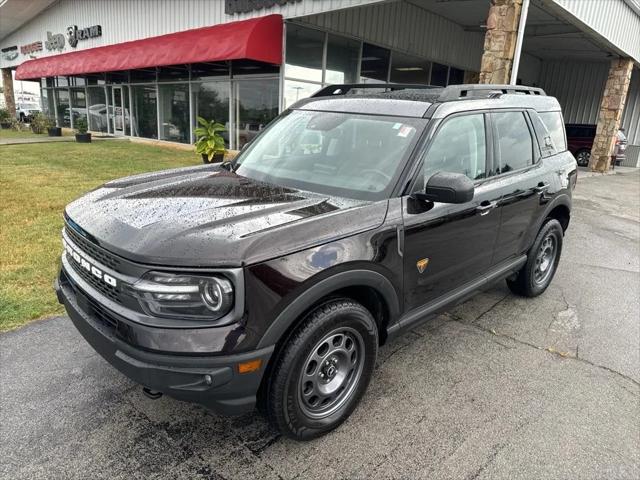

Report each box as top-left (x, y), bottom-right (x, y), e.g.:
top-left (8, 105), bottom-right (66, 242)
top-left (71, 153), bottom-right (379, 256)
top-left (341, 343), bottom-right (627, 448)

top-left (14, 14), bottom-right (283, 80)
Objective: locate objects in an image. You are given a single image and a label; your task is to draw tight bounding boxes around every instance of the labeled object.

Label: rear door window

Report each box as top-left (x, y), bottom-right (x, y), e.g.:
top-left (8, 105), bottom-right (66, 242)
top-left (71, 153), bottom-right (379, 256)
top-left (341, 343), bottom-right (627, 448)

top-left (539, 111), bottom-right (567, 152)
top-left (492, 111), bottom-right (534, 174)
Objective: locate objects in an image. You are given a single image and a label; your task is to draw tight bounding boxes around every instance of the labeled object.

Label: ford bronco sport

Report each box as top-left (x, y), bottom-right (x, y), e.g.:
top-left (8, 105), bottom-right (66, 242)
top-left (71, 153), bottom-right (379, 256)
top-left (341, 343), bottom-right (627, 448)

top-left (55, 83), bottom-right (577, 440)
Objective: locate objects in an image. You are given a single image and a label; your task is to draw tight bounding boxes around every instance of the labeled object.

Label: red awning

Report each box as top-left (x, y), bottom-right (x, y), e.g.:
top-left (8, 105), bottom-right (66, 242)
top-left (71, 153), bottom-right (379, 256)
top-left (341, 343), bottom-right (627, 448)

top-left (16, 15), bottom-right (282, 80)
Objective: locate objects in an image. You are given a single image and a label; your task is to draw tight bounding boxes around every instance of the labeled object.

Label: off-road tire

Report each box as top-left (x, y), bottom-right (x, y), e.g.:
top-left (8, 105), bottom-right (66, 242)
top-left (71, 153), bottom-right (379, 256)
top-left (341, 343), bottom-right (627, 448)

top-left (266, 299), bottom-right (378, 440)
top-left (507, 218), bottom-right (563, 297)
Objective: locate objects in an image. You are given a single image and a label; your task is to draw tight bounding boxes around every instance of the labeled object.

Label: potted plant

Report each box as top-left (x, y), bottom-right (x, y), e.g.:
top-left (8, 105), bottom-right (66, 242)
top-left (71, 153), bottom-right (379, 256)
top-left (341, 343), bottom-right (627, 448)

top-left (29, 112), bottom-right (48, 134)
top-left (0, 108), bottom-right (12, 129)
top-left (46, 116), bottom-right (61, 137)
top-left (194, 116), bottom-right (226, 163)
top-left (74, 117), bottom-right (91, 143)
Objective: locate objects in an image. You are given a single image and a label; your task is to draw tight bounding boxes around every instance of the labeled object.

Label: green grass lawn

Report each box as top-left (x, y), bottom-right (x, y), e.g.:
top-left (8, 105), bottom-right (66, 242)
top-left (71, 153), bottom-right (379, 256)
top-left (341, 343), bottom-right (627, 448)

top-left (0, 128), bottom-right (74, 140)
top-left (0, 129), bottom-right (45, 139)
top-left (0, 140), bottom-right (198, 331)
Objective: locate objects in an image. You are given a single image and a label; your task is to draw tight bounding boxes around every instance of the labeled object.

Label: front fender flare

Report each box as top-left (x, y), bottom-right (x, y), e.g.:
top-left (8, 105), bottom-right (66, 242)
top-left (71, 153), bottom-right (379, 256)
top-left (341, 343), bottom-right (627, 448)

top-left (256, 269), bottom-right (400, 349)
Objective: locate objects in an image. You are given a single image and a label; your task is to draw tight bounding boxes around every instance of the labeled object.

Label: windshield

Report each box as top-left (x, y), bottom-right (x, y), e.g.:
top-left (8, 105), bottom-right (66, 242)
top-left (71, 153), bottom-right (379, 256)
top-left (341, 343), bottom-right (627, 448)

top-left (235, 110), bottom-right (425, 200)
top-left (20, 103), bottom-right (40, 110)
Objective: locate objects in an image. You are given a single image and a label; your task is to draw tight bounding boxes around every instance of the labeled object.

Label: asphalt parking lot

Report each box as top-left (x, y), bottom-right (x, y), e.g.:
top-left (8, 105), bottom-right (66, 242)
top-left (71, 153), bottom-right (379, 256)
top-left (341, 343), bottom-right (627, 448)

top-left (1, 169), bottom-right (639, 480)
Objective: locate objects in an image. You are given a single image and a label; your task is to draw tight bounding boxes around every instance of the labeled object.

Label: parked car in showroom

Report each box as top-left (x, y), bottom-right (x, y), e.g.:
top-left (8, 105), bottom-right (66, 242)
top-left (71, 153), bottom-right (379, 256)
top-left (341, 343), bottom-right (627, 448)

top-left (55, 83), bottom-right (577, 440)
top-left (566, 123), bottom-right (627, 166)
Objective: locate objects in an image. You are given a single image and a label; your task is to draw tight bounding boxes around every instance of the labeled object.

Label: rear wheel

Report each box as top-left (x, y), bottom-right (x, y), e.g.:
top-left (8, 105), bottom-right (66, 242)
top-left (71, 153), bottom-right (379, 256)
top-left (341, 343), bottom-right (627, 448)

top-left (266, 299), bottom-right (378, 440)
top-left (507, 219), bottom-right (563, 297)
top-left (575, 149), bottom-right (591, 167)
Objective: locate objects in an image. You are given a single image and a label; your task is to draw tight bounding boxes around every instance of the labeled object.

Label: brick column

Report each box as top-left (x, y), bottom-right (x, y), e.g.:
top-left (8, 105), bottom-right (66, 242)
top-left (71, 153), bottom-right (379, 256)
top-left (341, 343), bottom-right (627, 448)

top-left (479, 0), bottom-right (523, 84)
top-left (589, 59), bottom-right (634, 172)
top-left (1, 68), bottom-right (16, 117)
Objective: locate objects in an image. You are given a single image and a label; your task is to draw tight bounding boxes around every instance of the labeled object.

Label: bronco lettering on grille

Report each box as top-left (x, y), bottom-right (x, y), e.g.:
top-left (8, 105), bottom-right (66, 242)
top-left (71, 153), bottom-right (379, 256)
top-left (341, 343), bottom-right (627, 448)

top-left (63, 239), bottom-right (117, 287)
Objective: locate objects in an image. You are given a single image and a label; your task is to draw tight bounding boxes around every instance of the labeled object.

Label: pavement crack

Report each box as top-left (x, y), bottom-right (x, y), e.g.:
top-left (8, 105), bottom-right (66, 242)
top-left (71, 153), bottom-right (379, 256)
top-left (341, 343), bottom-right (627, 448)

top-left (464, 419), bottom-right (530, 480)
top-left (476, 294), bottom-right (510, 323)
top-left (566, 261), bottom-right (639, 275)
top-left (454, 320), bottom-right (640, 389)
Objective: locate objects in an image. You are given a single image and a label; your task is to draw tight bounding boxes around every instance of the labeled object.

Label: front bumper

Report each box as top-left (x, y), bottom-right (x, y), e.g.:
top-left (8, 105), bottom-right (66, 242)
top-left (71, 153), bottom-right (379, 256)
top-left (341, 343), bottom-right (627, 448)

top-left (55, 270), bottom-right (274, 416)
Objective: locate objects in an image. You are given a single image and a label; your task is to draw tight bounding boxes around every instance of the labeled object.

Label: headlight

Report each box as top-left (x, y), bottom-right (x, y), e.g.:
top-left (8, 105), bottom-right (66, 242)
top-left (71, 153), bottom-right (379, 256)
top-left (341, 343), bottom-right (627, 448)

top-left (131, 272), bottom-right (234, 320)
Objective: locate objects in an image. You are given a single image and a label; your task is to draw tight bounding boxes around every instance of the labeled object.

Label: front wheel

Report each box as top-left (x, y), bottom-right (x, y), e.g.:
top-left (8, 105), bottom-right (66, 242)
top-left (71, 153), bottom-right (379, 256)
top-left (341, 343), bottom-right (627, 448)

top-left (507, 219), bottom-right (563, 297)
top-left (266, 299), bottom-right (378, 440)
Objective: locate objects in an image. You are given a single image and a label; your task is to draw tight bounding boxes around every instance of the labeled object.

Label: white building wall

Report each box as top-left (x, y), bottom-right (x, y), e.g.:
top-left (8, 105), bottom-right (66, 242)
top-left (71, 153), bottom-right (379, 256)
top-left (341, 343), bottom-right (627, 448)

top-left (297, 0), bottom-right (484, 72)
top-left (536, 60), bottom-right (609, 125)
top-left (621, 68), bottom-right (640, 166)
top-left (622, 68), bottom-right (640, 145)
top-left (551, 0), bottom-right (640, 63)
top-left (0, 0), bottom-right (387, 69)
top-left (537, 60), bottom-right (640, 166)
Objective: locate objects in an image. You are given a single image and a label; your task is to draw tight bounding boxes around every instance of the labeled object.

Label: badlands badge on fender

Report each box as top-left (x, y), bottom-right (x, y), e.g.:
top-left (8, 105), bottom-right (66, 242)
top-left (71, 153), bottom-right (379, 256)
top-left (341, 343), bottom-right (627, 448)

top-left (416, 258), bottom-right (429, 274)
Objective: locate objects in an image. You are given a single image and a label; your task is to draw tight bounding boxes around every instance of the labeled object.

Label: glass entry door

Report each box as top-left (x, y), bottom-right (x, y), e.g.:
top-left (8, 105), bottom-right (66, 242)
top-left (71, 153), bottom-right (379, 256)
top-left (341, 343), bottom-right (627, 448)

top-left (112, 87), bottom-right (125, 135)
top-left (233, 78), bottom-right (279, 149)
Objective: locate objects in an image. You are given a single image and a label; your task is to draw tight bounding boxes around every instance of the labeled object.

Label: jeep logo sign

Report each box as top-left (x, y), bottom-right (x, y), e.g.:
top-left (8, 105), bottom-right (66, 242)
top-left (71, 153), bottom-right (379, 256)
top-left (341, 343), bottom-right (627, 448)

top-left (63, 239), bottom-right (117, 288)
top-left (45, 24), bottom-right (102, 51)
top-left (45, 32), bottom-right (65, 51)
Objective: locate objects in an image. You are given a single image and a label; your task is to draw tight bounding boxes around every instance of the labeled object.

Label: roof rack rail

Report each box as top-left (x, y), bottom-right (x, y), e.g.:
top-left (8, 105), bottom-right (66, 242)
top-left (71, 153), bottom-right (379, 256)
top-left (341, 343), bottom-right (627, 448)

top-left (437, 84), bottom-right (546, 101)
top-left (311, 83), bottom-right (441, 98)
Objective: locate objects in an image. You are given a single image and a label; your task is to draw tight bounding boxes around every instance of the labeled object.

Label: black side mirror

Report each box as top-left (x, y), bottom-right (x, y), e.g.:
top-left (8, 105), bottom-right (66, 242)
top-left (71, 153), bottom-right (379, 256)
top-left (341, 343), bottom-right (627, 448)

top-left (416, 172), bottom-right (475, 204)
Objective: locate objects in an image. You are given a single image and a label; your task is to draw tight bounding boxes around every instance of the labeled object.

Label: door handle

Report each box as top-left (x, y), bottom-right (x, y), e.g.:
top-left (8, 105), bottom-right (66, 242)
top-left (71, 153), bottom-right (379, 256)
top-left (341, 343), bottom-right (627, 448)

top-left (476, 201), bottom-right (497, 216)
top-left (533, 182), bottom-right (549, 194)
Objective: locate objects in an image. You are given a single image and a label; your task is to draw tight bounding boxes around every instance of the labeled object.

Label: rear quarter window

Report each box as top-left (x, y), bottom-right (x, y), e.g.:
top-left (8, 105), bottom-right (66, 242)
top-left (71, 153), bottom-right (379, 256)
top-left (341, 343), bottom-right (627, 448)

top-left (539, 112), bottom-right (567, 152)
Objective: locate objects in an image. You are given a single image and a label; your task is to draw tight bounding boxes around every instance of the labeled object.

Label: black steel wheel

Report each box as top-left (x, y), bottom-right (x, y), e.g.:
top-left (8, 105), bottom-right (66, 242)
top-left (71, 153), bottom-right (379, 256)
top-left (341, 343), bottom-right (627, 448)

top-left (507, 218), bottom-right (563, 297)
top-left (266, 299), bottom-right (378, 440)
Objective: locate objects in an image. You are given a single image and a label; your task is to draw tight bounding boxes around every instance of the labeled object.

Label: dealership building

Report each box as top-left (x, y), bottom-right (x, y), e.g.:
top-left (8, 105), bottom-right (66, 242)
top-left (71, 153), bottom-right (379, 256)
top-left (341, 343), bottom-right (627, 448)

top-left (1, 0), bottom-right (639, 166)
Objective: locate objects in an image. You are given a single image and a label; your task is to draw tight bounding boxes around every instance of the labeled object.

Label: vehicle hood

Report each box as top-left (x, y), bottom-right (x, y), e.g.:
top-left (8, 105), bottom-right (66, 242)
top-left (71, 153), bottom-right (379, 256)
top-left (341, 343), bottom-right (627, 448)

top-left (65, 164), bottom-right (388, 267)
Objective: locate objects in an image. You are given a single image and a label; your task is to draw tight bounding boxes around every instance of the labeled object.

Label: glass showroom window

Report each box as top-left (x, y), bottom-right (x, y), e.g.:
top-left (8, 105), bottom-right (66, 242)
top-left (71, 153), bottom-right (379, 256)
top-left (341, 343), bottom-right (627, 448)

top-left (158, 84), bottom-right (190, 143)
top-left (285, 24), bottom-right (324, 83)
top-left (55, 89), bottom-right (70, 127)
top-left (87, 87), bottom-right (108, 133)
top-left (70, 87), bottom-right (88, 129)
top-left (360, 43), bottom-right (390, 83)
top-left (430, 63), bottom-right (449, 86)
top-left (325, 34), bottom-right (360, 84)
top-left (40, 88), bottom-right (55, 117)
top-left (448, 67), bottom-right (465, 85)
top-left (284, 24), bottom-right (325, 109)
top-left (390, 52), bottom-right (431, 84)
top-left (234, 78), bottom-right (279, 149)
top-left (131, 85), bottom-right (158, 139)
top-left (283, 80), bottom-right (319, 109)
top-left (192, 81), bottom-right (231, 146)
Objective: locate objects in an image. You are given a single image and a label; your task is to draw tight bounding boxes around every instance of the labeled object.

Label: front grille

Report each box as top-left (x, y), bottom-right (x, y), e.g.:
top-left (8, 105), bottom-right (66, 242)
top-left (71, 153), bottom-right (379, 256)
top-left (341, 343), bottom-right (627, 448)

top-left (65, 224), bottom-right (121, 272)
top-left (83, 290), bottom-right (120, 331)
top-left (68, 254), bottom-right (121, 302)
top-left (62, 269), bottom-right (120, 334)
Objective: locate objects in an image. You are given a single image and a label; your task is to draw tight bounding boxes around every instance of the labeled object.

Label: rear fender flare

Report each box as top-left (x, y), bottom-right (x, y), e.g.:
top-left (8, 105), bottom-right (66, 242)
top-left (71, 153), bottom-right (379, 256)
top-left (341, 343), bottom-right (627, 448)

top-left (525, 193), bottom-right (571, 249)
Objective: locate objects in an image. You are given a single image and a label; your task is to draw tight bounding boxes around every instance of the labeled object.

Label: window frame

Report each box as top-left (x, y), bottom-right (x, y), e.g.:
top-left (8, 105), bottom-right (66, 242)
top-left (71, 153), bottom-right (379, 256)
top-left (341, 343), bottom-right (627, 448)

top-left (404, 111), bottom-right (493, 195)
top-left (488, 109), bottom-right (540, 178)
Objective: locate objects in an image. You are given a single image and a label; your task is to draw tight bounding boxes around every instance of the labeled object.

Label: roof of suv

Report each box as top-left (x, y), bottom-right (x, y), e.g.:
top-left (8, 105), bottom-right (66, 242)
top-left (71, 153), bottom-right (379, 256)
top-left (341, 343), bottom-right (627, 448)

top-left (293, 83), bottom-right (562, 118)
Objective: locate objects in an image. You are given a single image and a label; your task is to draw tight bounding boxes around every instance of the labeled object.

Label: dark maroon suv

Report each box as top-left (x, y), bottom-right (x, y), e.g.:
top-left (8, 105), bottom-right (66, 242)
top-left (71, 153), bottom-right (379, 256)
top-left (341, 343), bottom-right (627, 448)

top-left (566, 123), bottom-right (627, 167)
